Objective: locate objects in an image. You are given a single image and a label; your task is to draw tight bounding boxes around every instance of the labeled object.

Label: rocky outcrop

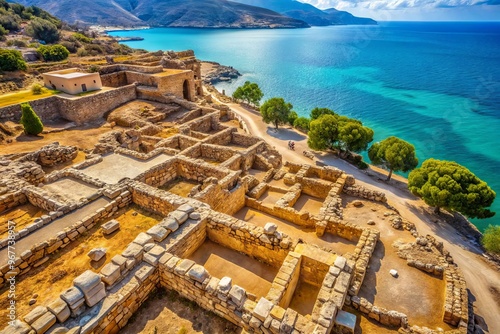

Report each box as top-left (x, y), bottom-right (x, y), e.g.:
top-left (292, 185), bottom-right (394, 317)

top-left (202, 62), bottom-right (241, 85)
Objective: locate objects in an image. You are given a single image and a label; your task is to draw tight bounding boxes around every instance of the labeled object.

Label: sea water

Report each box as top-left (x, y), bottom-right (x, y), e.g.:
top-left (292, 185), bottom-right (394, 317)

top-left (110, 22), bottom-right (500, 231)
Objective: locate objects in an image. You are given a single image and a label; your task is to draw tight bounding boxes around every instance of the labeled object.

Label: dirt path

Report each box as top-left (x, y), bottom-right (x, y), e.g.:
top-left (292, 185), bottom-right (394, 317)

top-left (220, 99), bottom-right (500, 333)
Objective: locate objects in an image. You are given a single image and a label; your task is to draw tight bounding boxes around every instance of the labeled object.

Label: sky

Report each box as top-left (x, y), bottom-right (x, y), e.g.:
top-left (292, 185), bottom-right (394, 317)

top-left (299, 0), bottom-right (500, 21)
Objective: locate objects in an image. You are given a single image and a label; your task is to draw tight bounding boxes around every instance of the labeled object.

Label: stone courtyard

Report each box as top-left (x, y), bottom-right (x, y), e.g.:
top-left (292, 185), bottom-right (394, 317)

top-left (0, 51), bottom-right (470, 334)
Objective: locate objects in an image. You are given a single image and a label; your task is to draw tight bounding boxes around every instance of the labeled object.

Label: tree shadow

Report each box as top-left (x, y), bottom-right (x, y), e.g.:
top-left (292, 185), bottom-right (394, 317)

top-left (15, 133), bottom-right (44, 142)
top-left (265, 126), bottom-right (306, 141)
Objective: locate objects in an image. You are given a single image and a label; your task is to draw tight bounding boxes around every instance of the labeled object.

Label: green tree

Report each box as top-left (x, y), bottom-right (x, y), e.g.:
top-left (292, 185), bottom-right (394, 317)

top-left (20, 102), bottom-right (43, 135)
top-left (337, 117), bottom-right (374, 154)
top-left (408, 159), bottom-right (496, 218)
top-left (288, 111), bottom-right (298, 126)
top-left (26, 17), bottom-right (59, 43)
top-left (232, 81), bottom-right (264, 107)
top-left (37, 44), bottom-right (69, 61)
top-left (294, 117), bottom-right (310, 132)
top-left (368, 136), bottom-right (419, 181)
top-left (260, 97), bottom-right (293, 129)
top-left (482, 225), bottom-right (500, 254)
top-left (307, 114), bottom-right (339, 150)
top-left (0, 48), bottom-right (26, 71)
top-left (310, 107), bottom-right (335, 120)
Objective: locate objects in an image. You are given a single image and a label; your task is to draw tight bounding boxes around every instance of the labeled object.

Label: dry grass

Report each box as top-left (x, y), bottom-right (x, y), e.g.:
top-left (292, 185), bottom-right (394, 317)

top-left (0, 88), bottom-right (59, 107)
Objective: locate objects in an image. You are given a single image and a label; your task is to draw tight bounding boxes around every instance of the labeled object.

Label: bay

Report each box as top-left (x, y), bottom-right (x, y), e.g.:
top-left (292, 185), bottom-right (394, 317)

top-left (110, 22), bottom-right (500, 231)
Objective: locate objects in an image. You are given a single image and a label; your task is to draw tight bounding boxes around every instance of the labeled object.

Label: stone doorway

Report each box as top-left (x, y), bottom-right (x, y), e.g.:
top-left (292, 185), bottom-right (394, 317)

top-left (183, 80), bottom-right (191, 100)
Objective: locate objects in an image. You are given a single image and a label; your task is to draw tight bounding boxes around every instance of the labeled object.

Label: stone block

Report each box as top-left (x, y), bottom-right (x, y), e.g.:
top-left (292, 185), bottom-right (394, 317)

top-left (177, 204), bottom-right (194, 213)
top-left (100, 263), bottom-right (121, 286)
top-left (217, 276), bottom-right (232, 295)
top-left (146, 225), bottom-right (169, 242)
top-left (270, 306), bottom-right (286, 321)
top-left (3, 320), bottom-right (32, 334)
top-left (169, 210), bottom-right (188, 224)
top-left (264, 223), bottom-right (278, 235)
top-left (187, 264), bottom-right (209, 283)
top-left (174, 259), bottom-right (195, 276)
top-left (111, 254), bottom-right (127, 271)
top-left (122, 243), bottom-right (143, 259)
top-left (87, 248), bottom-right (106, 262)
top-left (158, 252), bottom-right (174, 267)
top-left (159, 217), bottom-right (178, 232)
top-left (84, 283), bottom-right (106, 307)
top-left (60, 287), bottom-right (84, 309)
top-left (24, 306), bottom-right (47, 325)
top-left (31, 312), bottom-right (56, 334)
top-left (47, 297), bottom-right (70, 323)
top-left (73, 270), bottom-right (101, 296)
top-left (133, 232), bottom-right (154, 246)
top-left (101, 220), bottom-right (120, 235)
top-left (189, 212), bottom-right (201, 220)
top-left (228, 285), bottom-right (246, 307)
top-left (135, 263), bottom-right (155, 283)
top-left (253, 297), bottom-right (273, 321)
top-left (280, 309), bottom-right (297, 334)
top-left (334, 256), bottom-right (346, 270)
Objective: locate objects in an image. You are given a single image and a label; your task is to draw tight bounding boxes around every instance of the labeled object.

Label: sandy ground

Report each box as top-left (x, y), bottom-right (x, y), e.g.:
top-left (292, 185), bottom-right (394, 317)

top-left (121, 287), bottom-right (241, 334)
top-left (214, 95), bottom-right (500, 333)
top-left (0, 205), bottom-right (161, 321)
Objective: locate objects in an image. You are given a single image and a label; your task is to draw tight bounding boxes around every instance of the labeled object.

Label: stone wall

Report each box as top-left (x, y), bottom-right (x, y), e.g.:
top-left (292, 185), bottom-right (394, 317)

top-left (20, 143), bottom-right (78, 167)
top-left (207, 212), bottom-right (292, 268)
top-left (350, 296), bottom-right (408, 328)
top-left (0, 96), bottom-right (61, 123)
top-left (0, 191), bottom-right (131, 287)
top-left (343, 184), bottom-right (387, 203)
top-left (443, 266), bottom-right (468, 327)
top-left (100, 71), bottom-right (128, 87)
top-left (57, 85), bottom-right (137, 124)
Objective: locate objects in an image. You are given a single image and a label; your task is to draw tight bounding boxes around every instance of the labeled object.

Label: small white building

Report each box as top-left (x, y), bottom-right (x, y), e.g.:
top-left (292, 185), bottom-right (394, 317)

top-left (42, 68), bottom-right (102, 95)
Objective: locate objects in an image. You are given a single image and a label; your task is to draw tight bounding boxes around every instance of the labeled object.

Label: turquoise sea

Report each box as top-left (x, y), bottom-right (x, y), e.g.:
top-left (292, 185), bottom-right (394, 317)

top-left (109, 22), bottom-right (500, 231)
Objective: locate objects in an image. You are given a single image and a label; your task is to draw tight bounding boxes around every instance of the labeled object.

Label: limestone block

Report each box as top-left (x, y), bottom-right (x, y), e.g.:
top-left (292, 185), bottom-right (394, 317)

top-left (217, 276), bottom-right (232, 295)
top-left (174, 259), bottom-right (195, 276)
top-left (111, 254), bottom-right (127, 271)
top-left (133, 232), bottom-right (154, 246)
top-left (2, 320), bottom-right (31, 334)
top-left (73, 270), bottom-right (101, 296)
top-left (177, 204), bottom-right (194, 213)
top-left (187, 264), bottom-right (209, 283)
top-left (100, 263), bottom-right (121, 286)
top-left (253, 297), bottom-right (273, 321)
top-left (87, 248), bottom-right (106, 262)
top-left (31, 312), bottom-right (56, 334)
top-left (169, 210), bottom-right (188, 224)
top-left (320, 302), bottom-right (337, 321)
top-left (227, 285), bottom-right (246, 307)
top-left (60, 287), bottom-right (84, 309)
top-left (158, 253), bottom-right (174, 267)
top-left (390, 269), bottom-right (398, 278)
top-left (47, 327), bottom-right (69, 334)
top-left (146, 225), bottom-right (169, 242)
top-left (24, 306), bottom-right (47, 325)
top-left (249, 316), bottom-right (262, 329)
top-left (329, 266), bottom-right (341, 277)
top-left (159, 217), bottom-right (178, 232)
top-left (206, 277), bottom-right (220, 295)
top-left (334, 256), bottom-right (346, 270)
top-left (135, 263), bottom-right (155, 283)
top-left (148, 245), bottom-right (166, 257)
top-left (84, 283), bottom-right (106, 307)
top-left (47, 297), bottom-right (70, 323)
top-left (189, 212), bottom-right (201, 220)
top-left (280, 309), bottom-right (298, 334)
top-left (264, 223), bottom-right (278, 235)
top-left (101, 220), bottom-right (120, 235)
top-left (122, 243), bottom-right (143, 259)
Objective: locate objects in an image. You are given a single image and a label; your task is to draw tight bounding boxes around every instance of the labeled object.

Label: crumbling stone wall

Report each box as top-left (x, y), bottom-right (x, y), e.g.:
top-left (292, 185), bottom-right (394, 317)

top-left (0, 96), bottom-right (61, 122)
top-left (20, 143), bottom-right (77, 167)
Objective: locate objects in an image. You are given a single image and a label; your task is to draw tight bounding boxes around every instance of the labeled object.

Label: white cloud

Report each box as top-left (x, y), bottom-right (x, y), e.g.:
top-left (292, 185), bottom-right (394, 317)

top-left (300, 0), bottom-right (497, 10)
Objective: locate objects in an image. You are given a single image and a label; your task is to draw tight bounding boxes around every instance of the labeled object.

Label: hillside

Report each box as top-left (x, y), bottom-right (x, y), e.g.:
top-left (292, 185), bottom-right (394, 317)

top-left (15, 0), bottom-right (310, 28)
top-left (231, 0), bottom-right (376, 26)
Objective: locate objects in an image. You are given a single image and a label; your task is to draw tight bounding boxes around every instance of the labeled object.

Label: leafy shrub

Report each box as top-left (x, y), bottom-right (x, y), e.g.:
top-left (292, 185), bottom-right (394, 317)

top-left (26, 17), bottom-right (60, 43)
top-left (0, 48), bottom-right (26, 71)
top-left (482, 225), bottom-right (500, 254)
top-left (72, 32), bottom-right (92, 43)
top-left (76, 47), bottom-right (88, 57)
top-left (0, 13), bottom-right (20, 31)
top-left (288, 111), bottom-right (298, 126)
top-left (37, 44), bottom-right (69, 61)
top-left (84, 43), bottom-right (105, 56)
top-left (87, 64), bottom-right (100, 73)
top-left (20, 102), bottom-right (43, 135)
top-left (293, 117), bottom-right (310, 132)
top-left (59, 41), bottom-right (79, 53)
top-left (0, 25), bottom-right (7, 37)
top-left (31, 83), bottom-right (43, 95)
top-left (6, 39), bottom-right (27, 47)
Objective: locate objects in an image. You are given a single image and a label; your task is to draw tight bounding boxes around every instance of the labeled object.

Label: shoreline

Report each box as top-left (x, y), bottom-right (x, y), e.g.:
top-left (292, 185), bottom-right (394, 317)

top-left (206, 77), bottom-right (490, 252)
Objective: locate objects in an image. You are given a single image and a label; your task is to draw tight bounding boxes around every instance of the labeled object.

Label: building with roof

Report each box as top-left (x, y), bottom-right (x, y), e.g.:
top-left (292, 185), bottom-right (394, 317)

top-left (42, 68), bottom-right (103, 95)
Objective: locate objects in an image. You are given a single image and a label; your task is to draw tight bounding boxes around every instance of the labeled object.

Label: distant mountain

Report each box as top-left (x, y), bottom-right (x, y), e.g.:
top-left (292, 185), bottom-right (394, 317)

top-left (231, 0), bottom-right (376, 26)
top-left (14, 0), bottom-right (310, 28)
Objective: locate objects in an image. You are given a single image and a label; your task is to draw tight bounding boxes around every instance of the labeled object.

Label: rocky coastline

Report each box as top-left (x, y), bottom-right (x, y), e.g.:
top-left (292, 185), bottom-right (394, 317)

top-left (201, 61), bottom-right (241, 85)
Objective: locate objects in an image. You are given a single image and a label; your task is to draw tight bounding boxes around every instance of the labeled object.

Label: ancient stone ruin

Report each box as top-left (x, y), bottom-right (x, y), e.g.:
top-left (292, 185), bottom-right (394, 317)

top-left (0, 51), bottom-right (470, 334)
